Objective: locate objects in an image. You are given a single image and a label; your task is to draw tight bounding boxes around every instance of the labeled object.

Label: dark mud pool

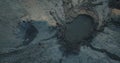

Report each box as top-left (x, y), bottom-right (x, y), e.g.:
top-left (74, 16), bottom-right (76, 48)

top-left (64, 14), bottom-right (95, 42)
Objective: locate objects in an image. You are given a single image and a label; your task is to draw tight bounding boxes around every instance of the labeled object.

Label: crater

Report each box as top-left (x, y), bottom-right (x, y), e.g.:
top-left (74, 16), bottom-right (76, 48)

top-left (58, 14), bottom-right (97, 56)
top-left (64, 14), bottom-right (95, 43)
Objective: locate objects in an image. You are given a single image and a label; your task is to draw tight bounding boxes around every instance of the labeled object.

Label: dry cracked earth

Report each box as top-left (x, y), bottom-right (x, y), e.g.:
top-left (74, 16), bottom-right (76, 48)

top-left (0, 0), bottom-right (120, 63)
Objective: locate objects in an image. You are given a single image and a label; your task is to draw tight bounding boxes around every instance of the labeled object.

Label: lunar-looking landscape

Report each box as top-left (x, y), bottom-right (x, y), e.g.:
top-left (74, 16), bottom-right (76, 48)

top-left (0, 0), bottom-right (120, 63)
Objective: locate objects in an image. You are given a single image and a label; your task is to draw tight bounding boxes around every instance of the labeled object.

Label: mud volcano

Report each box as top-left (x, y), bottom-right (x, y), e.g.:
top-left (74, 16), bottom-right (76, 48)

top-left (58, 14), bottom-right (96, 55)
top-left (64, 14), bottom-right (95, 42)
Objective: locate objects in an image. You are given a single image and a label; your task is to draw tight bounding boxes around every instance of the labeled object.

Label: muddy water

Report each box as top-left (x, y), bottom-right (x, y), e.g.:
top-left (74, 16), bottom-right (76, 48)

top-left (64, 15), bottom-right (94, 42)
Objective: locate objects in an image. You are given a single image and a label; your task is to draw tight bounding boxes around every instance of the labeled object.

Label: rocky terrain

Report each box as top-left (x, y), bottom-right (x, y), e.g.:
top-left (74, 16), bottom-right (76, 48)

top-left (0, 0), bottom-right (120, 63)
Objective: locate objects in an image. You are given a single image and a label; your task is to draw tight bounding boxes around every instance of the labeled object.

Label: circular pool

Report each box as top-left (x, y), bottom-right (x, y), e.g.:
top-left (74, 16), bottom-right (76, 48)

top-left (64, 14), bottom-right (95, 42)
